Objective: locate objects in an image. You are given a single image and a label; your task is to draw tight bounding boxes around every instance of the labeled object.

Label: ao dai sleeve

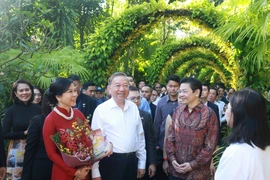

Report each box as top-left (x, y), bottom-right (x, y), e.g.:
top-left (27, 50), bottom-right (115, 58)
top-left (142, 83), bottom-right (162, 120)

top-left (43, 115), bottom-right (77, 177)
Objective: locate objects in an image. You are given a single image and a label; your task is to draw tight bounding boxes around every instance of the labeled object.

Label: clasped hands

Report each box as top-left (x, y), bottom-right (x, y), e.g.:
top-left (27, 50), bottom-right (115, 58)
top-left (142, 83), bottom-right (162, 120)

top-left (172, 160), bottom-right (192, 174)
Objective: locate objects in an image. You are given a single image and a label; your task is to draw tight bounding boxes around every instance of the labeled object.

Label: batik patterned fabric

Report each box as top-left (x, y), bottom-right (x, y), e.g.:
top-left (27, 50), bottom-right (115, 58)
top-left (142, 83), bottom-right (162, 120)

top-left (166, 102), bottom-right (219, 180)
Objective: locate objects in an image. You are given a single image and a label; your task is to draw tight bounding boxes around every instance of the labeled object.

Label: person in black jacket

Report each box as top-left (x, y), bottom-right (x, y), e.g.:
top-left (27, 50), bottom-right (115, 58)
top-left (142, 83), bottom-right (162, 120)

top-left (3, 79), bottom-right (41, 179)
top-left (68, 75), bottom-right (97, 125)
top-left (127, 86), bottom-right (157, 180)
top-left (21, 89), bottom-right (53, 180)
top-left (0, 122), bottom-right (6, 180)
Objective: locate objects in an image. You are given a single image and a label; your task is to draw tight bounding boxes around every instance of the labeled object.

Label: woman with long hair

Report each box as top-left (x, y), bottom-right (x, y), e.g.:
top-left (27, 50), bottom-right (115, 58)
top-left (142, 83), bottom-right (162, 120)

top-left (215, 88), bottom-right (270, 179)
top-left (3, 79), bottom-right (41, 180)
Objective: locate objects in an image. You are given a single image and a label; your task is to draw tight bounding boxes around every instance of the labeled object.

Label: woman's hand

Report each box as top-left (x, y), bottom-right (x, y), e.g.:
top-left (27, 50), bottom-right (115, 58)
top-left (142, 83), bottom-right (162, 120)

top-left (75, 165), bottom-right (91, 180)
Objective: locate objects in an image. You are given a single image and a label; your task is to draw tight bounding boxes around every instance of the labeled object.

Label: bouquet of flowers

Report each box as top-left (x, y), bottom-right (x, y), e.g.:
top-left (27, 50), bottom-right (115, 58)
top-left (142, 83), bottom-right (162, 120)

top-left (51, 118), bottom-right (108, 168)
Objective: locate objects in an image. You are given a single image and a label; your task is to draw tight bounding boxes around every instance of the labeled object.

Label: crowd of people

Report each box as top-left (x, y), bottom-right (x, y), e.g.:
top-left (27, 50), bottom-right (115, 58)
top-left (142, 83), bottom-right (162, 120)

top-left (0, 72), bottom-right (269, 180)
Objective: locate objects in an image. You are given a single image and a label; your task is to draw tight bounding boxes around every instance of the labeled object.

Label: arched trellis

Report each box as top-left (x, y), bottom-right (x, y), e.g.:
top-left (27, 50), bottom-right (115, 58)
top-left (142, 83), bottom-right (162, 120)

top-left (148, 37), bottom-right (239, 86)
top-left (160, 48), bottom-right (232, 81)
top-left (198, 68), bottom-right (216, 82)
top-left (85, 1), bottom-right (233, 85)
top-left (175, 59), bottom-right (228, 84)
top-left (158, 50), bottom-right (236, 88)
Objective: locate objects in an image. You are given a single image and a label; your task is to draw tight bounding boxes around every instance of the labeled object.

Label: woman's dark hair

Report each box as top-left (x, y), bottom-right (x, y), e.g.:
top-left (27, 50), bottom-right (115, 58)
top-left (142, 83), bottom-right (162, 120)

top-left (227, 88), bottom-right (270, 150)
top-left (47, 78), bottom-right (73, 106)
top-left (42, 89), bottom-right (53, 116)
top-left (11, 79), bottom-right (34, 104)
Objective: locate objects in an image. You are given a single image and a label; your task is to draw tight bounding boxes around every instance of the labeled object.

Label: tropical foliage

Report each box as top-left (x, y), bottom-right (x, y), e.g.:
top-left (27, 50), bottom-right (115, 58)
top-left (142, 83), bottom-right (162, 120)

top-left (1, 0), bottom-right (270, 114)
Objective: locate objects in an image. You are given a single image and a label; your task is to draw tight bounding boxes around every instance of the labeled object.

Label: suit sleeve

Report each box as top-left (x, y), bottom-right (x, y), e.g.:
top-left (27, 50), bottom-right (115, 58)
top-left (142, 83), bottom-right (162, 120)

top-left (144, 112), bottom-right (156, 165)
top-left (153, 102), bottom-right (162, 148)
top-left (136, 111), bottom-right (146, 169)
top-left (43, 116), bottom-right (77, 177)
top-left (214, 106), bottom-right (222, 146)
top-left (21, 116), bottom-right (41, 180)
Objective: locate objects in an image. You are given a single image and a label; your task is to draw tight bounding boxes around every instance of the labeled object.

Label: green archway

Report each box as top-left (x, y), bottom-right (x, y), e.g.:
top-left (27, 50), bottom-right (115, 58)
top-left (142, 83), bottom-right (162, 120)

top-left (159, 50), bottom-right (233, 84)
top-left (85, 1), bottom-right (232, 85)
top-left (147, 37), bottom-right (239, 87)
top-left (175, 59), bottom-right (228, 83)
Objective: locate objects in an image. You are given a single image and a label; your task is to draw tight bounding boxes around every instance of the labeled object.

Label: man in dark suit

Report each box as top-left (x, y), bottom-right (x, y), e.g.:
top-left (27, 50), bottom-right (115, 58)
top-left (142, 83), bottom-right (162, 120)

top-left (68, 75), bottom-right (97, 125)
top-left (128, 86), bottom-right (157, 180)
top-left (0, 122), bottom-right (7, 180)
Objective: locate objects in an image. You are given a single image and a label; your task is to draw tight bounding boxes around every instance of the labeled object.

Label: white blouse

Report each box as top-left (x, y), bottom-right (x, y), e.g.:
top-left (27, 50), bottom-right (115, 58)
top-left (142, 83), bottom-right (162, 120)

top-left (215, 143), bottom-right (270, 180)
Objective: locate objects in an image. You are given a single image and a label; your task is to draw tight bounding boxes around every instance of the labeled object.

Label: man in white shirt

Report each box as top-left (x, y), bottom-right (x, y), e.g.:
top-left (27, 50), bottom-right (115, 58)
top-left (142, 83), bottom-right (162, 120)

top-left (91, 72), bottom-right (146, 180)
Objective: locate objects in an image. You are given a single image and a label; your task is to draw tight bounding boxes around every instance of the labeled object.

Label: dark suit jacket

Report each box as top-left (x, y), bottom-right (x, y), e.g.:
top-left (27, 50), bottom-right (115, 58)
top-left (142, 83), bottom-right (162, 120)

top-left (220, 96), bottom-right (229, 104)
top-left (139, 110), bottom-right (156, 165)
top-left (0, 122), bottom-right (6, 167)
top-left (207, 101), bottom-right (222, 145)
top-left (76, 93), bottom-right (97, 125)
top-left (149, 102), bottom-right (156, 121)
top-left (21, 114), bottom-right (53, 180)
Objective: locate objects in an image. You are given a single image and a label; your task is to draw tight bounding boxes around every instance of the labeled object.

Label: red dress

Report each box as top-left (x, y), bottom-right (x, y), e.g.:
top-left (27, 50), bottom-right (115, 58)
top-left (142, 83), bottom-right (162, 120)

top-left (43, 106), bottom-right (88, 180)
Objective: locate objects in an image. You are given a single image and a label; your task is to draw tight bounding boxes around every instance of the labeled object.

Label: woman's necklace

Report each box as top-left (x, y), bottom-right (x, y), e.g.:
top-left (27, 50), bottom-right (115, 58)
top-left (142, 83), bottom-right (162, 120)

top-left (53, 107), bottom-right (74, 120)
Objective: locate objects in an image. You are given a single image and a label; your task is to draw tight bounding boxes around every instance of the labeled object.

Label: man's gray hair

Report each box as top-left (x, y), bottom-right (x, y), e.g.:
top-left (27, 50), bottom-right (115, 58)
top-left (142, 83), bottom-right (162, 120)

top-left (108, 72), bottom-right (128, 85)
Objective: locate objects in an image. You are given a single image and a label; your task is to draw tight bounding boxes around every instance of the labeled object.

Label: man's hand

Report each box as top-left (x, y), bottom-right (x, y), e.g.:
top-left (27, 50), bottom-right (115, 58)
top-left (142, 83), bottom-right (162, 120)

top-left (137, 169), bottom-right (145, 179)
top-left (172, 160), bottom-right (181, 173)
top-left (178, 162), bottom-right (192, 174)
top-left (162, 160), bottom-right (169, 176)
top-left (210, 158), bottom-right (215, 177)
top-left (148, 164), bottom-right (156, 178)
top-left (0, 167), bottom-right (6, 180)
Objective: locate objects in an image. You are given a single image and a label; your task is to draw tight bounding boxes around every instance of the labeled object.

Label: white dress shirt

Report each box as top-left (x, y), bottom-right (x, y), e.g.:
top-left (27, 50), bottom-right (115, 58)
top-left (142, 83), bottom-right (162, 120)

top-left (216, 143), bottom-right (270, 180)
top-left (215, 100), bottom-right (225, 124)
top-left (91, 98), bottom-right (146, 177)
